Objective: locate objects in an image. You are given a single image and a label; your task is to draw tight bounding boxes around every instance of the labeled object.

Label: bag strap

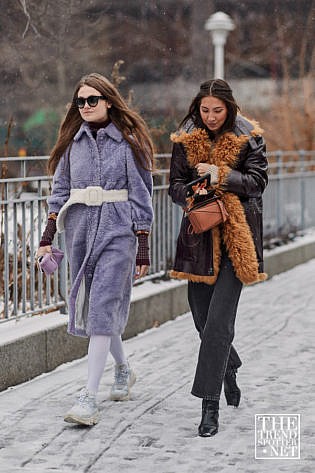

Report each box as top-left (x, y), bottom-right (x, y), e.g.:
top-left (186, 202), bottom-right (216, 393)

top-left (217, 199), bottom-right (229, 221)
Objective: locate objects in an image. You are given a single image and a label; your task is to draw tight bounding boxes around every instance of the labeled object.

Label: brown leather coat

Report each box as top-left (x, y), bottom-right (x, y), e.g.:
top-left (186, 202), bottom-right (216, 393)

top-left (168, 115), bottom-right (268, 285)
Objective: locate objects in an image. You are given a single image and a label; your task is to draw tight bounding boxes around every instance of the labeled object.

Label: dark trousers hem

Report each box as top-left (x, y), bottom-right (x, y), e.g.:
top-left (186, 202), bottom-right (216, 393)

top-left (191, 390), bottom-right (220, 401)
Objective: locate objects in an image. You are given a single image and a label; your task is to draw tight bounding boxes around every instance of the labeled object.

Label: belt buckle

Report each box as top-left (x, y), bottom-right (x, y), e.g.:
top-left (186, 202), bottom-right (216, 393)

top-left (87, 186), bottom-right (103, 206)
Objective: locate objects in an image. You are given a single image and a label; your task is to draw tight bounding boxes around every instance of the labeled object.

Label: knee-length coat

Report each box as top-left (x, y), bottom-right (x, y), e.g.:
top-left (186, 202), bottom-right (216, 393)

top-left (168, 115), bottom-right (268, 286)
top-left (47, 122), bottom-right (153, 337)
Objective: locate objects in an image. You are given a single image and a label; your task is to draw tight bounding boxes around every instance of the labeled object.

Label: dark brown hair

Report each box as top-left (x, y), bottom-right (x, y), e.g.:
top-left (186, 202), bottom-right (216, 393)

top-left (48, 73), bottom-right (154, 174)
top-left (180, 78), bottom-right (240, 137)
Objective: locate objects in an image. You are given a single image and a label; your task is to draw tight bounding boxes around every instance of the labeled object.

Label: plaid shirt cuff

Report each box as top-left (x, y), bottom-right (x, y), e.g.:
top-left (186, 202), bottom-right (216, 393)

top-left (39, 217), bottom-right (57, 247)
top-left (136, 233), bottom-right (150, 266)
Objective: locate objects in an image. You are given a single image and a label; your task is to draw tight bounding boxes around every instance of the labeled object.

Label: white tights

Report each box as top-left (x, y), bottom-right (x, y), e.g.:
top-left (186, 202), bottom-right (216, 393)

top-left (86, 335), bottom-right (127, 394)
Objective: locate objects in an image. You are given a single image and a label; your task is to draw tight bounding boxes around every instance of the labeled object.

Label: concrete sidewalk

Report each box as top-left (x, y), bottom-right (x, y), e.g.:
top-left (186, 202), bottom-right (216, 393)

top-left (0, 258), bottom-right (314, 473)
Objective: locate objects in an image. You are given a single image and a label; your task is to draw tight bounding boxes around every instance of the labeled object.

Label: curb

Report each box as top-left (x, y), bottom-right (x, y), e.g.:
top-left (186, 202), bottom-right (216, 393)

top-left (1, 236), bottom-right (315, 391)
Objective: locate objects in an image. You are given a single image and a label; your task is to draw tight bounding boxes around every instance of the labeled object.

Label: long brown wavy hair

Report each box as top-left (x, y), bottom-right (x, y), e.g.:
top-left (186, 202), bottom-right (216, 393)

top-left (48, 73), bottom-right (155, 175)
top-left (180, 78), bottom-right (240, 139)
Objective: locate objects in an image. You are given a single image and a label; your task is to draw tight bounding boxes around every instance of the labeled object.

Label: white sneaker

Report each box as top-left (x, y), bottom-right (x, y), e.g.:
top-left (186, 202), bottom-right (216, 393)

top-left (110, 363), bottom-right (136, 401)
top-left (64, 388), bottom-right (99, 426)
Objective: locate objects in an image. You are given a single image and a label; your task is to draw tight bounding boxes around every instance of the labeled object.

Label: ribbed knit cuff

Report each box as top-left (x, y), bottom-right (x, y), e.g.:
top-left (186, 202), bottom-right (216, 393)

top-left (136, 233), bottom-right (150, 266)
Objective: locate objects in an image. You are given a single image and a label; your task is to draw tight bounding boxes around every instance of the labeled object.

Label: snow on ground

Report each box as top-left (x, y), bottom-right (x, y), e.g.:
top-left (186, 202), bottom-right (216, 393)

top-left (0, 257), bottom-right (314, 473)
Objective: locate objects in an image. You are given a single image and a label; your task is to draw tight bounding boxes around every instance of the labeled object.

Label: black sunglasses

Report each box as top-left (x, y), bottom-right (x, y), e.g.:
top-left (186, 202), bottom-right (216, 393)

top-left (75, 95), bottom-right (107, 109)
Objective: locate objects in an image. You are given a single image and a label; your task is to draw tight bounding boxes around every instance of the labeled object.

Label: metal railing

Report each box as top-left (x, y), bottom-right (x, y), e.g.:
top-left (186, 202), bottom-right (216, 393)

top-left (1, 150), bottom-right (315, 323)
top-left (264, 150), bottom-right (315, 237)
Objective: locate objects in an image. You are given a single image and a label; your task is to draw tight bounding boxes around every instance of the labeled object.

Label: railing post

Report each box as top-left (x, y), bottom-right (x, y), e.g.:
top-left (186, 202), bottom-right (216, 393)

top-left (58, 232), bottom-right (68, 314)
top-left (3, 183), bottom-right (9, 319)
top-left (29, 201), bottom-right (35, 311)
top-left (299, 150), bottom-right (306, 230)
top-left (21, 202), bottom-right (27, 314)
top-left (37, 179), bottom-right (43, 309)
top-left (276, 151), bottom-right (283, 235)
top-left (13, 203), bottom-right (18, 316)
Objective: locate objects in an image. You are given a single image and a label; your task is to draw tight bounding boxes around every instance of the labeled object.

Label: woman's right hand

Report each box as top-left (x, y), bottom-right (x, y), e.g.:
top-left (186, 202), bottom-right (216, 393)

top-left (195, 163), bottom-right (219, 185)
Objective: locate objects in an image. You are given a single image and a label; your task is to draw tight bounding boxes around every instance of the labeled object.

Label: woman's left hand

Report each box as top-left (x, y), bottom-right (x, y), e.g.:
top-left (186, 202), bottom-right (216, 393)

top-left (135, 265), bottom-right (149, 280)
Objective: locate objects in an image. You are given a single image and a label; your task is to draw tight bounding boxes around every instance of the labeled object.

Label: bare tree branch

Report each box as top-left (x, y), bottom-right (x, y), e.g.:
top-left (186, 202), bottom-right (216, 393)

top-left (111, 60), bottom-right (126, 88)
top-left (19, 0), bottom-right (40, 38)
top-left (298, 0), bottom-right (314, 78)
top-left (275, 16), bottom-right (295, 150)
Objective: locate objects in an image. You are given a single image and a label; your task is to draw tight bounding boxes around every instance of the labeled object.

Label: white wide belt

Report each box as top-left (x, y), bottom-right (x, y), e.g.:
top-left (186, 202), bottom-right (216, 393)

top-left (57, 186), bottom-right (128, 232)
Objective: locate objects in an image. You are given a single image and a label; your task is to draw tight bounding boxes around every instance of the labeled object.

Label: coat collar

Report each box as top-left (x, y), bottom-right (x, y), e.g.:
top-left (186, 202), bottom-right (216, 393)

top-left (234, 115), bottom-right (263, 137)
top-left (73, 121), bottom-right (124, 143)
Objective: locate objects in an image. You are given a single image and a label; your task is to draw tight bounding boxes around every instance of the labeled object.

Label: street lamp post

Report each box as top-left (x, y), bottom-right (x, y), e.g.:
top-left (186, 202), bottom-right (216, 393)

top-left (205, 11), bottom-right (235, 79)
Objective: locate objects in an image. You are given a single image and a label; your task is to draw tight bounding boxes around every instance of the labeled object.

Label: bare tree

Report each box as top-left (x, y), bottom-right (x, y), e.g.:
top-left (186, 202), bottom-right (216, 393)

top-left (259, 0), bottom-right (315, 150)
top-left (18, 0), bottom-right (40, 37)
top-left (0, 0), bottom-right (313, 154)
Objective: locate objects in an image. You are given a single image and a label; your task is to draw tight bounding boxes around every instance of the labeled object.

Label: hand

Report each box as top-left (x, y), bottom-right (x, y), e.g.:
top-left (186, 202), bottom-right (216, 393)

top-left (195, 187), bottom-right (208, 195)
top-left (195, 163), bottom-right (219, 184)
top-left (196, 163), bottom-right (212, 176)
top-left (36, 245), bottom-right (52, 260)
top-left (134, 265), bottom-right (149, 280)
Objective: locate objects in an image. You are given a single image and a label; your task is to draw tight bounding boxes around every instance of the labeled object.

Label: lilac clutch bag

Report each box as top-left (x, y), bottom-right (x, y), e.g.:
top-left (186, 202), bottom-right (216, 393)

top-left (38, 247), bottom-right (64, 275)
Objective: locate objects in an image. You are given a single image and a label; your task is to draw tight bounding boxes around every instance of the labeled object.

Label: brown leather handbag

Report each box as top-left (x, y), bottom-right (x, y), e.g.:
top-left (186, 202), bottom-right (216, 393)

top-left (187, 196), bottom-right (229, 234)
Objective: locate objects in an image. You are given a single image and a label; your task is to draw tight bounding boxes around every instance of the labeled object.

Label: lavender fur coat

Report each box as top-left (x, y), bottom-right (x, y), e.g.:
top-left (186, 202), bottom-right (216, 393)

top-left (47, 122), bottom-right (153, 337)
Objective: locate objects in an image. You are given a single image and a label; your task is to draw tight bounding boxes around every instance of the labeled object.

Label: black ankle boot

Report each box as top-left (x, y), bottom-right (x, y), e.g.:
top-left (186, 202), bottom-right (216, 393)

top-left (198, 399), bottom-right (219, 437)
top-left (224, 367), bottom-right (241, 407)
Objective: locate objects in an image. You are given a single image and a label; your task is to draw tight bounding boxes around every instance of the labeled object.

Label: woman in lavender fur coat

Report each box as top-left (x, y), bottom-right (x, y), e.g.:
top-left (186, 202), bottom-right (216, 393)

top-left (36, 73), bottom-right (154, 426)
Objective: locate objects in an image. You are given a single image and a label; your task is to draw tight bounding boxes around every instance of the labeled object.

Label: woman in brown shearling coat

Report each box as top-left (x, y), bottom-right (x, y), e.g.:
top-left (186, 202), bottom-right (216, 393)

top-left (168, 79), bottom-right (268, 437)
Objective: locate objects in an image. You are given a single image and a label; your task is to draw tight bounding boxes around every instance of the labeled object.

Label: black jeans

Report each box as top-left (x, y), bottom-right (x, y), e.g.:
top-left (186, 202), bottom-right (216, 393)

top-left (188, 249), bottom-right (243, 401)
